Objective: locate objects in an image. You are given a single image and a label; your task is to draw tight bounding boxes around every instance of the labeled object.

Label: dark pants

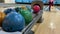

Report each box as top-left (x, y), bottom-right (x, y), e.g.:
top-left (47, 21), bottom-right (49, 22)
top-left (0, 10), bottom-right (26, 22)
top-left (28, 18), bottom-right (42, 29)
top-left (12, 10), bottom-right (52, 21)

top-left (49, 2), bottom-right (53, 11)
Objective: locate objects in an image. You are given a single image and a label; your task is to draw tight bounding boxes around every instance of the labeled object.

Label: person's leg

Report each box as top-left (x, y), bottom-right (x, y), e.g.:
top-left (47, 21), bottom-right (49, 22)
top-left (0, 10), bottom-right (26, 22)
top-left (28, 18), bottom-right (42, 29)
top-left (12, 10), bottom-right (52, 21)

top-left (49, 2), bottom-right (51, 11)
top-left (49, 5), bottom-right (51, 11)
top-left (51, 2), bottom-right (53, 6)
top-left (49, 2), bottom-right (53, 11)
top-left (50, 2), bottom-right (54, 11)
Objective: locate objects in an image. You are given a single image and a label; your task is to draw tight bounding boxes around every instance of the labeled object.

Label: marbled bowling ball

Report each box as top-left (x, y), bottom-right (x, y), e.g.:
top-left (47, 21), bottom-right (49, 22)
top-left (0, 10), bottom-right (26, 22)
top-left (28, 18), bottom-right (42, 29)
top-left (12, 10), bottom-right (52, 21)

top-left (2, 12), bottom-right (25, 32)
top-left (0, 12), bottom-right (6, 27)
top-left (19, 9), bottom-right (33, 25)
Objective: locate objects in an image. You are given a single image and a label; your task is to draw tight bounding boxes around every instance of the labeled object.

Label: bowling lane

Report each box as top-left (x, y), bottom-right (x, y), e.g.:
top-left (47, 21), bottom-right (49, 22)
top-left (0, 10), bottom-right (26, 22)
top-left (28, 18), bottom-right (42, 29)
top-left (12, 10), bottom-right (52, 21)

top-left (35, 8), bottom-right (60, 34)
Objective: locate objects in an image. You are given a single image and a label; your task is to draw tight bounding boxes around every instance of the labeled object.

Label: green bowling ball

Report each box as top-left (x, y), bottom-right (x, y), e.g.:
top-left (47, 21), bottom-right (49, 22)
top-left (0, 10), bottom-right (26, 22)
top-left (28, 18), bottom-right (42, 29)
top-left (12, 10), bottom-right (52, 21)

top-left (19, 9), bottom-right (33, 25)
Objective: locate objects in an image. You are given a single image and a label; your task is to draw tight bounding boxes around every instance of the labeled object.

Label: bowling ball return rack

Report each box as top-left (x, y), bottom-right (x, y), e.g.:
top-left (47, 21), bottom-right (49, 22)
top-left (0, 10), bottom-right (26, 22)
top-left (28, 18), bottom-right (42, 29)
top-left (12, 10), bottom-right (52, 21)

top-left (0, 10), bottom-right (43, 34)
top-left (0, 3), bottom-right (43, 34)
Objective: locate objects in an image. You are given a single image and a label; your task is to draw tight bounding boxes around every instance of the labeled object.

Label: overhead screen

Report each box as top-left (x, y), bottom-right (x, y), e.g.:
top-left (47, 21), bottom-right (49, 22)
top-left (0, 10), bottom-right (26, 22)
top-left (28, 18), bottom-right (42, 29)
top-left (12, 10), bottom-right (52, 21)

top-left (15, 0), bottom-right (33, 3)
top-left (15, 0), bottom-right (60, 4)
top-left (41, 0), bottom-right (60, 4)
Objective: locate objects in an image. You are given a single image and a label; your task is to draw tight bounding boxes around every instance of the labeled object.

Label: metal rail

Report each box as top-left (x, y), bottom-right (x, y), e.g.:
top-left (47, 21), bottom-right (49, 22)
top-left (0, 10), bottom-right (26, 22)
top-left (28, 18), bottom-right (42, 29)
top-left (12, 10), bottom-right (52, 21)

top-left (0, 3), bottom-right (30, 7)
top-left (22, 10), bottom-right (43, 34)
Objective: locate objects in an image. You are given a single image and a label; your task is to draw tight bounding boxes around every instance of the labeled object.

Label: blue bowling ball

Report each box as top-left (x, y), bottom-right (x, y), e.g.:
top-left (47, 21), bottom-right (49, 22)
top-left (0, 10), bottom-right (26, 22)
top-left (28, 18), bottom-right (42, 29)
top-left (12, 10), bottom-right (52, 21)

top-left (2, 12), bottom-right (25, 32)
top-left (4, 8), bottom-right (16, 15)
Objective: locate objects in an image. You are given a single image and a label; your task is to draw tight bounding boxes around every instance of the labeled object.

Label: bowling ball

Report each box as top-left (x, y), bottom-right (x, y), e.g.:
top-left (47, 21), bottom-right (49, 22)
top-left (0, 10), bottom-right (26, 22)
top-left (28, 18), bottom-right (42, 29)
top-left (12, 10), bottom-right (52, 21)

top-left (19, 9), bottom-right (33, 25)
top-left (0, 12), bottom-right (6, 27)
top-left (33, 5), bottom-right (40, 13)
top-left (4, 8), bottom-right (16, 15)
top-left (2, 12), bottom-right (25, 32)
top-left (15, 7), bottom-right (21, 12)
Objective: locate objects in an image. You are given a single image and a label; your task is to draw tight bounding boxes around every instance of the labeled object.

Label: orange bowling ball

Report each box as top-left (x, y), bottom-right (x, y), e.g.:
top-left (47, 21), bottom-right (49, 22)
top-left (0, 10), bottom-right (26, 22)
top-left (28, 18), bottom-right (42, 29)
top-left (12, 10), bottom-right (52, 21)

top-left (0, 12), bottom-right (6, 27)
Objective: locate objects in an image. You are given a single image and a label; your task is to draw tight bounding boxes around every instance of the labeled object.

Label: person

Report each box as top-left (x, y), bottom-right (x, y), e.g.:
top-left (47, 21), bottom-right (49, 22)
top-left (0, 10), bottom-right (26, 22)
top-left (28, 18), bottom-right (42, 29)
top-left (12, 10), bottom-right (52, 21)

top-left (49, 0), bottom-right (54, 11)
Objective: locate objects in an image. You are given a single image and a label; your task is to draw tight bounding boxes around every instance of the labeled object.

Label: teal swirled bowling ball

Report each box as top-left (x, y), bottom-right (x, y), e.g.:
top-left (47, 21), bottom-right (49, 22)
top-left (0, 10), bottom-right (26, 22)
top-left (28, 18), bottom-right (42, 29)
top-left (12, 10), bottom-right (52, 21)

top-left (2, 12), bottom-right (25, 32)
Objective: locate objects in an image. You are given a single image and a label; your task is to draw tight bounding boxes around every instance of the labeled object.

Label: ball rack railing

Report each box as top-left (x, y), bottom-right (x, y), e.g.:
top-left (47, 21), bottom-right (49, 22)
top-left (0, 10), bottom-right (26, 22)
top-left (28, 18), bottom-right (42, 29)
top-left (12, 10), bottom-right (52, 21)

top-left (22, 10), bottom-right (43, 34)
top-left (0, 3), bottom-right (30, 7)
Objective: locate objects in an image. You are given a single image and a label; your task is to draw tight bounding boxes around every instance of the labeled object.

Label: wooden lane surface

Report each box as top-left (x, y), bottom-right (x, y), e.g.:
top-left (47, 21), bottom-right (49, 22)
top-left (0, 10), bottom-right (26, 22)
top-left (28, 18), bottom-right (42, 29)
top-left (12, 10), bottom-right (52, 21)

top-left (32, 6), bottom-right (60, 34)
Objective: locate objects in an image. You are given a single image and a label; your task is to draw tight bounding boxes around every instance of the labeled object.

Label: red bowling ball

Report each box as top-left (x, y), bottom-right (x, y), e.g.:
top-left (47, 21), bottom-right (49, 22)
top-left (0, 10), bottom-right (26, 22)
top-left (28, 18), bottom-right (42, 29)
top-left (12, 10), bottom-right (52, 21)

top-left (33, 5), bottom-right (40, 13)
